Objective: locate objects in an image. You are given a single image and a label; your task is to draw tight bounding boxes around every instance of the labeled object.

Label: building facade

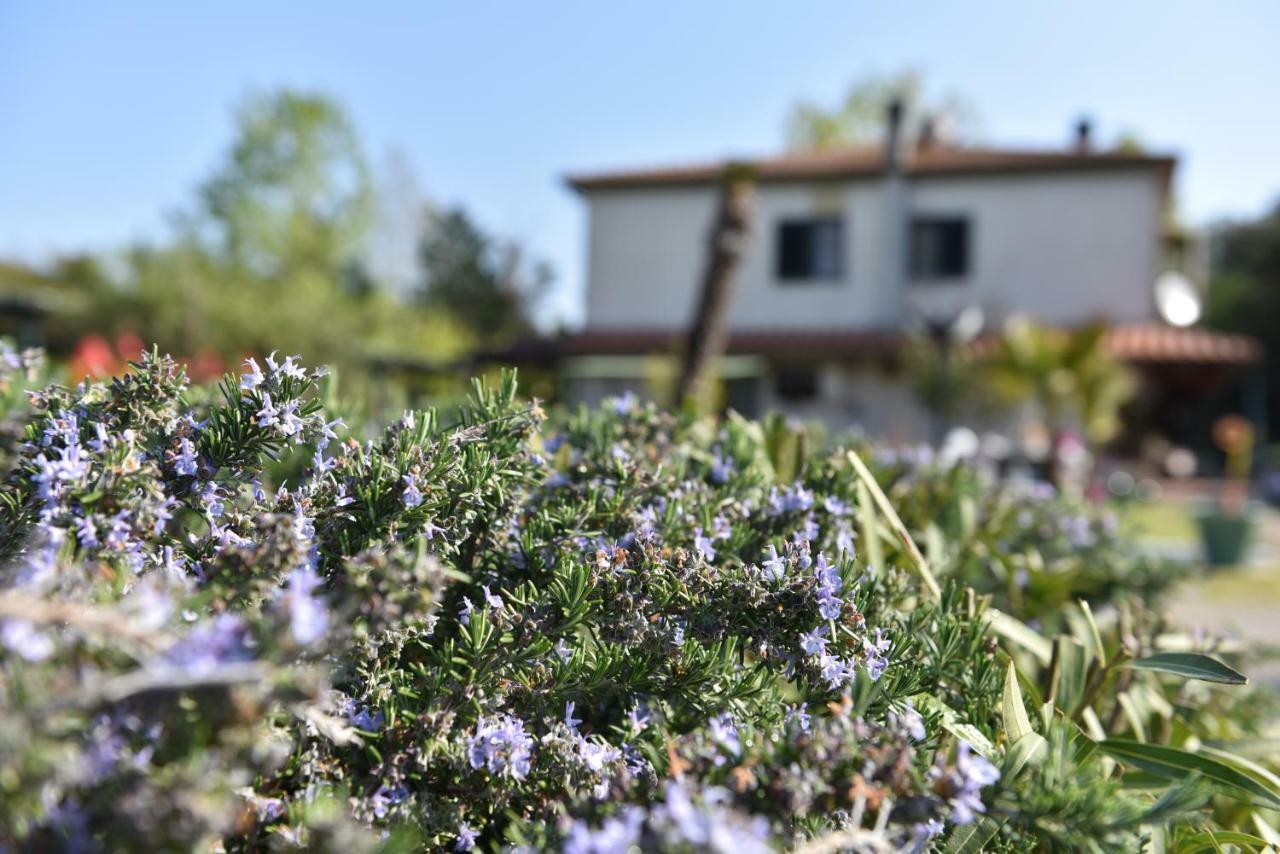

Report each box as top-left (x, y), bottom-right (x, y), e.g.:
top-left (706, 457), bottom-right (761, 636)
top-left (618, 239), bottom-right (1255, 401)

top-left (546, 118), bottom-right (1255, 444)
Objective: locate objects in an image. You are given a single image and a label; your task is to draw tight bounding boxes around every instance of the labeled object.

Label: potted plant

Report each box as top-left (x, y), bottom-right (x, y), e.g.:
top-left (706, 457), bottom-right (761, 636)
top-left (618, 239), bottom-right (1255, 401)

top-left (1198, 414), bottom-right (1256, 567)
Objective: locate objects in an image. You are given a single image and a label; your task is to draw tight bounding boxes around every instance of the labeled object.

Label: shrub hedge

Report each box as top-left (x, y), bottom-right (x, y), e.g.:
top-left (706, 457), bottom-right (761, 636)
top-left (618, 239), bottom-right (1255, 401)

top-left (0, 346), bottom-right (1275, 852)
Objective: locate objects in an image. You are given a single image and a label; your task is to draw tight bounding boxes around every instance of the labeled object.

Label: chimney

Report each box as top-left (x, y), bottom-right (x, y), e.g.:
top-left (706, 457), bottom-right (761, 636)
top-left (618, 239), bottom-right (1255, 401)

top-left (1073, 117), bottom-right (1093, 154)
top-left (881, 97), bottom-right (908, 324)
top-left (885, 98), bottom-right (905, 172)
top-left (917, 115), bottom-right (937, 152)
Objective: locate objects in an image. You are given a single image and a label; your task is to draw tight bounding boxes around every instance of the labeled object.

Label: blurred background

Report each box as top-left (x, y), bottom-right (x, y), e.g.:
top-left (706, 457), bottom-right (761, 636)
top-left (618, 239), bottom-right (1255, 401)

top-left (3, 2), bottom-right (1280, 641)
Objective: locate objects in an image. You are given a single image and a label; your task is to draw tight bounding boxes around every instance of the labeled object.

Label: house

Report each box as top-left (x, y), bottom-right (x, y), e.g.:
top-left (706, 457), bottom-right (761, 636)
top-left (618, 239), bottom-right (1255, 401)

top-left (534, 109), bottom-right (1261, 446)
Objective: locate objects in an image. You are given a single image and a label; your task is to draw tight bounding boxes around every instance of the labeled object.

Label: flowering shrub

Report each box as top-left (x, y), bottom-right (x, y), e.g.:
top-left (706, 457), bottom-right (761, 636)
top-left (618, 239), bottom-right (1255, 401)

top-left (0, 349), bottom-right (1276, 851)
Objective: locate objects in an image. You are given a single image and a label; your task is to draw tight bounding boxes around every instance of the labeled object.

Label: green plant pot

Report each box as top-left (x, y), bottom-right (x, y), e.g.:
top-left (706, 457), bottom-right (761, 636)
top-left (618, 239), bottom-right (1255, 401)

top-left (1197, 510), bottom-right (1254, 568)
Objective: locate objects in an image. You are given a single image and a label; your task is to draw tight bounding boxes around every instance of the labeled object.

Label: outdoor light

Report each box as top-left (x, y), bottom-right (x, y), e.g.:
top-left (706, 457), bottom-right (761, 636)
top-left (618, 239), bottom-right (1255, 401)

top-left (1153, 270), bottom-right (1202, 327)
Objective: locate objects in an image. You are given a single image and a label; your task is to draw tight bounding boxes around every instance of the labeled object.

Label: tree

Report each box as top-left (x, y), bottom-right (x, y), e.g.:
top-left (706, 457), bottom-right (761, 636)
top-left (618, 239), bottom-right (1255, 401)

top-left (416, 208), bottom-right (550, 342)
top-left (1206, 202), bottom-right (1280, 439)
top-left (785, 70), bottom-right (978, 152)
top-left (676, 167), bottom-right (755, 409)
top-left (194, 90), bottom-right (373, 277)
top-left (984, 318), bottom-right (1135, 447)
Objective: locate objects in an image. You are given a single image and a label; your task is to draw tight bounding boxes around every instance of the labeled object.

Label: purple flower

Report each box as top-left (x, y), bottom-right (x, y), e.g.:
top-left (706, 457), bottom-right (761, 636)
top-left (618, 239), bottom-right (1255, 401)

top-left (708, 713), bottom-right (741, 757)
top-left (693, 528), bottom-right (716, 561)
top-left (455, 824), bottom-right (479, 851)
top-left (709, 451), bottom-right (734, 484)
top-left (255, 393), bottom-right (279, 429)
top-left (818, 653), bottom-right (852, 690)
top-left (817, 592), bottom-right (843, 621)
top-left (255, 797), bottom-right (287, 822)
top-left (172, 437), bottom-right (199, 476)
top-left (761, 545), bottom-right (786, 582)
top-left (863, 628), bottom-right (892, 681)
top-left (563, 807), bottom-right (645, 854)
top-left (370, 781), bottom-right (409, 819)
top-left (554, 638), bottom-right (573, 662)
top-left (895, 700), bottom-right (926, 742)
top-left (199, 481), bottom-right (224, 519)
top-left (1, 619), bottom-right (54, 661)
top-left (609, 391), bottom-right (637, 414)
top-left (286, 566), bottom-right (329, 646)
top-left (162, 614), bottom-right (253, 674)
top-left (347, 704), bottom-right (385, 732)
top-left (938, 741), bottom-right (1000, 824)
top-left (813, 552), bottom-right (841, 593)
top-left (467, 714), bottom-right (534, 780)
top-left (74, 514), bottom-right (100, 548)
top-left (564, 701), bottom-right (582, 732)
top-left (481, 584), bottom-right (503, 611)
top-left (627, 700), bottom-right (651, 730)
top-left (241, 357), bottom-right (265, 391)
top-left (402, 473), bottom-right (423, 508)
top-left (277, 355), bottom-right (308, 381)
top-left (278, 401), bottom-right (304, 438)
top-left (579, 739), bottom-right (621, 773)
top-left (799, 625), bottom-right (829, 656)
top-left (104, 510), bottom-right (132, 552)
top-left (785, 705), bottom-right (812, 733)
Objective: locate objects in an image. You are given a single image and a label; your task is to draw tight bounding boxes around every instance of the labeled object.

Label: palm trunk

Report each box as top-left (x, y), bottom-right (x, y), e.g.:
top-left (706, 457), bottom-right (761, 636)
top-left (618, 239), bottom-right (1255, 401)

top-left (676, 165), bottom-right (756, 408)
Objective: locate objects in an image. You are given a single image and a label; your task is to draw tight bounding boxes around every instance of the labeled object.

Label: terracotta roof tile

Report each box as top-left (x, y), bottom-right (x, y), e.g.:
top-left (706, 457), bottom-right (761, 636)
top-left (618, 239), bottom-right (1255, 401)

top-left (566, 145), bottom-right (1175, 191)
top-left (541, 323), bottom-right (1258, 366)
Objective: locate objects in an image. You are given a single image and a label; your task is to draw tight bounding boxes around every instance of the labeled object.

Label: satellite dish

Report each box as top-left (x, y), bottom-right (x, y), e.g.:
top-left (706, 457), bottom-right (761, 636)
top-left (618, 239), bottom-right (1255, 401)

top-left (1154, 271), bottom-right (1201, 327)
top-left (951, 304), bottom-right (986, 343)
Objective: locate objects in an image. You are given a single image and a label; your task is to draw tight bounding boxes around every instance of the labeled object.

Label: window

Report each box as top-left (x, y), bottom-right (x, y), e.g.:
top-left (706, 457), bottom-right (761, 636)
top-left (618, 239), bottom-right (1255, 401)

top-left (774, 367), bottom-right (819, 402)
top-left (777, 218), bottom-right (843, 282)
top-left (910, 216), bottom-right (970, 281)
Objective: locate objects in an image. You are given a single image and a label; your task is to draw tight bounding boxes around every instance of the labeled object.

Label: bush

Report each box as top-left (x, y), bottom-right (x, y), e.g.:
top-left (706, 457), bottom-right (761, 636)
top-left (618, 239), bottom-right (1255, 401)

top-left (0, 348), bottom-right (1276, 852)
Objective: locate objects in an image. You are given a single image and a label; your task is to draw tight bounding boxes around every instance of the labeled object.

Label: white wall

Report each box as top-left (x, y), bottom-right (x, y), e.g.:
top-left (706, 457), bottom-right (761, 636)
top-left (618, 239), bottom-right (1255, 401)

top-left (580, 169), bottom-right (1165, 331)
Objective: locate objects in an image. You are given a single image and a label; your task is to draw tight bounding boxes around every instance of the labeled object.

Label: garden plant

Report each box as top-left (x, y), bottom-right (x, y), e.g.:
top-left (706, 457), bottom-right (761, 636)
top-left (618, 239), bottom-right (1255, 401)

top-left (0, 344), bottom-right (1278, 852)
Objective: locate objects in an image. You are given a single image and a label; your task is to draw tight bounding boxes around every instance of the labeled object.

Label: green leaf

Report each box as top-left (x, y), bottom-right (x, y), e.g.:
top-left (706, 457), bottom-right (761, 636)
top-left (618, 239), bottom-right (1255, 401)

top-left (986, 608), bottom-right (1052, 664)
top-left (1099, 739), bottom-right (1280, 809)
top-left (1051, 636), bottom-right (1090, 715)
top-left (1125, 652), bottom-right (1247, 685)
top-left (1003, 732), bottom-right (1048, 781)
top-left (845, 449), bottom-right (942, 601)
top-left (942, 817), bottom-right (1000, 853)
top-left (1129, 772), bottom-right (1210, 826)
top-left (1003, 660), bottom-right (1035, 743)
top-left (1175, 830), bottom-right (1272, 853)
top-left (1079, 599), bottom-right (1107, 667)
top-left (911, 692), bottom-right (998, 761)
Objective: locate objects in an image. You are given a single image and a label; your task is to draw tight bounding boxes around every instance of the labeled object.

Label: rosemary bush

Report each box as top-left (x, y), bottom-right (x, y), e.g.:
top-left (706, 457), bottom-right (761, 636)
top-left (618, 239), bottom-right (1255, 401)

top-left (0, 347), bottom-right (1276, 852)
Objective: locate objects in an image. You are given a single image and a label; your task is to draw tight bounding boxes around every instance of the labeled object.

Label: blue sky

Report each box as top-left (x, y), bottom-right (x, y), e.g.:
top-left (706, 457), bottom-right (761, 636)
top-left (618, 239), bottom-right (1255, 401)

top-left (3, 1), bottom-right (1279, 326)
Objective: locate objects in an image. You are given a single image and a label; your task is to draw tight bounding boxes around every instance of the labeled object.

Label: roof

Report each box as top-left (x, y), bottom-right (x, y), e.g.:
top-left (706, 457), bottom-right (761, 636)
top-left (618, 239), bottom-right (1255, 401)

top-left (523, 323), bottom-right (1258, 366)
top-left (566, 145), bottom-right (1176, 192)
top-left (1103, 323), bottom-right (1261, 364)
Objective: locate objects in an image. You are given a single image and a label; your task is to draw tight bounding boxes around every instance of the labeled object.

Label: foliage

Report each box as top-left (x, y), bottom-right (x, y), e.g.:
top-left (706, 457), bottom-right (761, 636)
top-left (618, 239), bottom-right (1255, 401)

top-left (1206, 201), bottom-right (1280, 441)
top-left (193, 90), bottom-right (373, 278)
top-left (0, 345), bottom-right (1276, 852)
top-left (785, 70), bottom-right (979, 152)
top-left (416, 207), bottom-right (551, 343)
top-left (903, 335), bottom-right (987, 428)
top-left (0, 87), bottom-right (550, 381)
top-left (983, 317), bottom-right (1137, 446)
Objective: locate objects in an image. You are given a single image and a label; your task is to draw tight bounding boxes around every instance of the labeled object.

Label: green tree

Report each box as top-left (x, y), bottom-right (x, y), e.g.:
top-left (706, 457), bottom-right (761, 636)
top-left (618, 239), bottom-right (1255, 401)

top-left (984, 318), bottom-right (1136, 447)
top-left (417, 208), bottom-right (550, 342)
top-left (1206, 202), bottom-right (1280, 439)
top-left (785, 70), bottom-right (978, 151)
top-left (194, 90), bottom-right (372, 277)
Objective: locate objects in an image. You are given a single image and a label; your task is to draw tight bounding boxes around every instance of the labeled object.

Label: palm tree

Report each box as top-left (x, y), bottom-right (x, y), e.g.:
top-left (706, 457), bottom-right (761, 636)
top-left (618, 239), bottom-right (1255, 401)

top-left (984, 317), bottom-right (1136, 447)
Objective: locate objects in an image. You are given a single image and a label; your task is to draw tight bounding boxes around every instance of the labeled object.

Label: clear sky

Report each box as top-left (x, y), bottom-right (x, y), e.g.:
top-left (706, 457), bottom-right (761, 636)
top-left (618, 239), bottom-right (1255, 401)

top-left (3, 1), bottom-right (1279, 326)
